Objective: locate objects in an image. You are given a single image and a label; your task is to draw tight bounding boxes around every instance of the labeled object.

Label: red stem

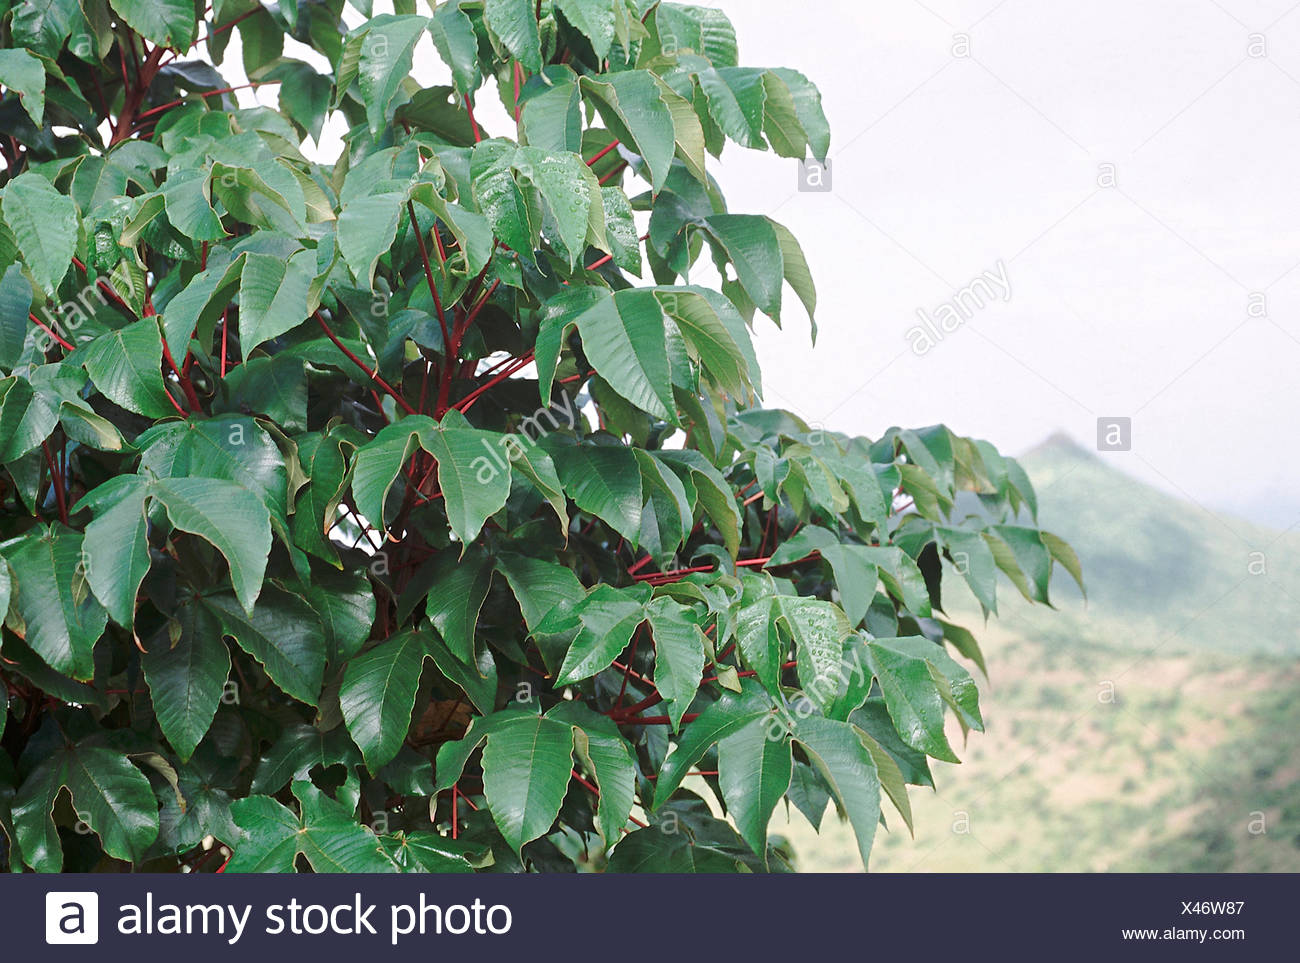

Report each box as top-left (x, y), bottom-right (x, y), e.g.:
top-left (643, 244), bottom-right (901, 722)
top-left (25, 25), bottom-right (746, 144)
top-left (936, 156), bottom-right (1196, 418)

top-left (195, 7), bottom-right (262, 46)
top-left (597, 161), bottom-right (627, 186)
top-left (464, 94), bottom-right (481, 143)
top-left (314, 312), bottom-right (416, 415)
top-left (617, 713), bottom-right (700, 727)
top-left (133, 81), bottom-right (278, 125)
top-left (407, 201), bottom-right (451, 351)
top-left (41, 442), bottom-right (68, 525)
top-left (220, 309), bottom-right (229, 377)
top-left (572, 770), bottom-right (648, 829)
top-left (586, 140), bottom-right (620, 166)
top-left (452, 350), bottom-right (534, 413)
top-left (28, 313), bottom-right (73, 351)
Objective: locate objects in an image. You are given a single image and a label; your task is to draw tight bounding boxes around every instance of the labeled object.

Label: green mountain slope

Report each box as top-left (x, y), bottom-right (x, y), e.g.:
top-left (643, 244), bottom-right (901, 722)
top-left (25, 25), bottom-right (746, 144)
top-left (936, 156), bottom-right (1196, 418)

top-left (983, 432), bottom-right (1300, 656)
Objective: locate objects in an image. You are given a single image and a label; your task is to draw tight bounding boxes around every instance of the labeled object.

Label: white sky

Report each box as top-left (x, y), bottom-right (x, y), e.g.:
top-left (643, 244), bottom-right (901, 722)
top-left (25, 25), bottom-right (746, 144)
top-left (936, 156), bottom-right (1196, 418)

top-left (237, 0), bottom-right (1300, 528)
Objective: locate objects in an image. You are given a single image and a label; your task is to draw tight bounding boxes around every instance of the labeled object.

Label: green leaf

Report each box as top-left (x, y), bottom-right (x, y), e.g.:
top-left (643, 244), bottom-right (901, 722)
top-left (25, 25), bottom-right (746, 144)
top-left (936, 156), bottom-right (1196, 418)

top-left (108, 0), bottom-right (196, 49)
top-left (703, 213), bottom-right (783, 321)
top-left (150, 477), bottom-right (272, 614)
top-left (652, 679), bottom-right (773, 808)
top-left (761, 69), bottom-right (810, 159)
top-left (857, 545), bottom-right (931, 616)
top-left (223, 794), bottom-right (303, 872)
top-left (14, 745), bottom-right (159, 872)
top-left (600, 185), bottom-right (642, 274)
top-left (357, 15), bottom-right (428, 135)
top-left (382, 831), bottom-right (485, 873)
top-left (227, 781), bottom-right (397, 872)
top-left (789, 714), bottom-right (881, 869)
top-left (426, 630), bottom-right (498, 714)
top-left (555, 0), bottom-right (616, 60)
top-left (238, 249), bottom-right (318, 352)
top-left (483, 0), bottom-right (542, 73)
top-left (938, 526), bottom-right (997, 613)
top-left (341, 631), bottom-right (429, 772)
top-left (2, 171), bottom-right (76, 295)
top-left (645, 596), bottom-right (706, 731)
top-left (3, 523), bottom-right (106, 680)
top-left (338, 191), bottom-right (404, 288)
top-left (771, 218), bottom-right (816, 327)
top-left (520, 79), bottom-right (583, 154)
top-left (471, 141), bottom-right (536, 259)
top-left (81, 476), bottom-right (151, 626)
top-left (350, 413), bottom-right (516, 544)
top-left (0, 377), bottom-right (58, 463)
top-left (858, 727), bottom-right (913, 835)
top-left (210, 158), bottom-right (307, 235)
top-left (200, 588), bottom-right (326, 706)
top-left (772, 595), bottom-right (853, 710)
top-left (548, 701), bottom-right (635, 841)
top-left (157, 252), bottom-right (244, 363)
top-left (1043, 530), bottom-right (1086, 597)
top-left (429, 2), bottom-right (480, 93)
top-left (158, 167), bottom-right (225, 241)
top-left (0, 49), bottom-right (46, 127)
top-left (719, 716), bottom-right (792, 857)
top-left (495, 553), bottom-right (586, 631)
top-left (863, 635), bottom-right (982, 763)
top-left (399, 548), bottom-right (491, 659)
top-left (548, 443), bottom-right (643, 543)
top-left (554, 585), bottom-right (645, 684)
top-left (770, 68), bottom-right (830, 161)
top-left (574, 289), bottom-right (675, 421)
top-left (657, 449), bottom-right (743, 558)
top-left (656, 286), bottom-right (754, 401)
top-left (0, 264), bottom-right (33, 372)
top-left (421, 414), bottom-right (516, 543)
top-left (349, 416), bottom-right (427, 534)
top-left (581, 72), bottom-right (676, 192)
top-left (480, 712), bottom-right (574, 853)
top-left (250, 723), bottom-right (361, 795)
top-left (991, 525), bottom-right (1052, 603)
top-left (72, 318), bottom-right (176, 418)
top-left (697, 67), bottom-right (765, 149)
top-left (302, 572), bottom-right (376, 663)
top-left (512, 146), bottom-right (601, 269)
top-left (142, 600), bottom-right (230, 762)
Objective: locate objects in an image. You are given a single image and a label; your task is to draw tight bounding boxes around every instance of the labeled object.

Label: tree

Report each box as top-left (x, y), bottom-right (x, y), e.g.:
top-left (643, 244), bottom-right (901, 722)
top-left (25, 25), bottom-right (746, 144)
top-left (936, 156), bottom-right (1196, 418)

top-left (0, 0), bottom-right (1080, 874)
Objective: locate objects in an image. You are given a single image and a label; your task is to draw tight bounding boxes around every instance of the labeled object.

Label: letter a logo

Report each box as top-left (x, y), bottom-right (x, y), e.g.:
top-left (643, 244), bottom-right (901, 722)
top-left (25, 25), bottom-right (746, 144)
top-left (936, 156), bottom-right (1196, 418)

top-left (46, 892), bottom-right (99, 944)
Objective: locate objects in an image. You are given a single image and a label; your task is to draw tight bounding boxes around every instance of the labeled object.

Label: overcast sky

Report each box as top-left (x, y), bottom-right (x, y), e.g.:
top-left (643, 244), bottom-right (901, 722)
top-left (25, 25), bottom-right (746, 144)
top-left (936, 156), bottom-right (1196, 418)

top-left (246, 0), bottom-right (1300, 528)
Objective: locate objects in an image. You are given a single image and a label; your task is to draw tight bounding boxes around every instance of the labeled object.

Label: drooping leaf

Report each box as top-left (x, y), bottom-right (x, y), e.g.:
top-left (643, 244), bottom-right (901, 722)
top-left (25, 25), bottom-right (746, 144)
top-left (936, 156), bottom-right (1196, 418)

top-left (14, 745), bottom-right (159, 872)
top-left (455, 711), bottom-right (575, 855)
top-left (142, 600), bottom-right (230, 762)
top-left (341, 631), bottom-right (429, 772)
top-left (200, 588), bottom-right (326, 706)
top-left (3, 523), bottom-right (106, 680)
top-left (2, 172), bottom-right (76, 295)
top-left (719, 716), bottom-right (792, 857)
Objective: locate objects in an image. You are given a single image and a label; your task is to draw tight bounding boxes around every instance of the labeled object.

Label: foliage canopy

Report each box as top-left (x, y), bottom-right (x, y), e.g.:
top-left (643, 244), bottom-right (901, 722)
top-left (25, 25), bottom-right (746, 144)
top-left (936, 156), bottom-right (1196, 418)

top-left (0, 0), bottom-right (1079, 873)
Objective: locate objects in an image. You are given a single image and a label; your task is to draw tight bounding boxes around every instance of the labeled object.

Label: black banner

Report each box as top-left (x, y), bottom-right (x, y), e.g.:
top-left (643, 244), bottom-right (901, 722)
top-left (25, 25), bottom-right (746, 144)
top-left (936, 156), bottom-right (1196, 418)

top-left (2, 873), bottom-right (1291, 959)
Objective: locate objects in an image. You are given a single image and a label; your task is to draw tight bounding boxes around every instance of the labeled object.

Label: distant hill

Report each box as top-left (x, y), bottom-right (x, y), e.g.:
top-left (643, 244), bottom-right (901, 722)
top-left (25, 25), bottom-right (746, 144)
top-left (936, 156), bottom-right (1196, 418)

top-left (964, 433), bottom-right (1300, 656)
